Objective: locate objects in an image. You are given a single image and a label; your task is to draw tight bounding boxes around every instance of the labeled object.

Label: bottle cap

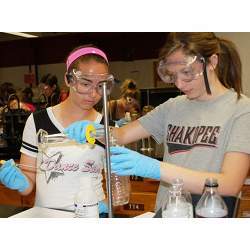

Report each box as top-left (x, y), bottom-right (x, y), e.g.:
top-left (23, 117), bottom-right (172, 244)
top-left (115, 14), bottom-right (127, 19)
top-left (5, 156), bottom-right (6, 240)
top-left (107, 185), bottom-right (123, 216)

top-left (205, 178), bottom-right (218, 187)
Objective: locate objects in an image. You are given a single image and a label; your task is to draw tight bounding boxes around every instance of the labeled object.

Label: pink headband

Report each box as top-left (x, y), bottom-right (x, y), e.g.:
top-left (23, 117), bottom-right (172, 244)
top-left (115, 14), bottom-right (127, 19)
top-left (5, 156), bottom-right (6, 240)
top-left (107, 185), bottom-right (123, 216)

top-left (66, 47), bottom-right (109, 71)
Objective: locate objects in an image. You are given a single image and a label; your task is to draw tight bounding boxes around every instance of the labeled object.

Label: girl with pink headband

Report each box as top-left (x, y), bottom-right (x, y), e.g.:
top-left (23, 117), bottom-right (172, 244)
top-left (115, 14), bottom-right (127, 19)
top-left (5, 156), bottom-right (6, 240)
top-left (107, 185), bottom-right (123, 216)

top-left (66, 47), bottom-right (109, 71)
top-left (0, 45), bottom-right (111, 216)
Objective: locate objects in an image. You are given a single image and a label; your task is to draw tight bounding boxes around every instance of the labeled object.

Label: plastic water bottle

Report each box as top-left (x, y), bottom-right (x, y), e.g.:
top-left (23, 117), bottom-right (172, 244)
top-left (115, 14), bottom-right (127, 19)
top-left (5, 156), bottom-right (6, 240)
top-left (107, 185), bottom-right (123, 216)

top-left (162, 178), bottom-right (193, 218)
top-left (74, 176), bottom-right (99, 218)
top-left (111, 173), bottom-right (130, 206)
top-left (110, 119), bottom-right (131, 206)
top-left (195, 178), bottom-right (228, 218)
top-left (86, 123), bottom-right (130, 206)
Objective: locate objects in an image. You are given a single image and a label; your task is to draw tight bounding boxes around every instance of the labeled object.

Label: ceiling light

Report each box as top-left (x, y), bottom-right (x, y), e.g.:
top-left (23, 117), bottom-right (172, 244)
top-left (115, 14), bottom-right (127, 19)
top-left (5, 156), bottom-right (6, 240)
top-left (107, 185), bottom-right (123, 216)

top-left (4, 32), bottom-right (38, 38)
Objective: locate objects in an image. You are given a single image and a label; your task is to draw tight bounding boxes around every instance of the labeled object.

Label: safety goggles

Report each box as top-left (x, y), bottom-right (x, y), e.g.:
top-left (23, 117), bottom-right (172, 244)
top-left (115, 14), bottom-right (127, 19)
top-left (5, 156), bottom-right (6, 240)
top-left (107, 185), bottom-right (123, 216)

top-left (157, 55), bottom-right (211, 94)
top-left (70, 69), bottom-right (115, 95)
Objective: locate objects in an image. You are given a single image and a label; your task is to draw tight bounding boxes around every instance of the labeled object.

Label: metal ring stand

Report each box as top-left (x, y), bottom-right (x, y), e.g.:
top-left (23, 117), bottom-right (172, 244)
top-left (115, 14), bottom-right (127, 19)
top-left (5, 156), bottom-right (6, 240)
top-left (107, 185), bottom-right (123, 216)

top-left (102, 82), bottom-right (113, 218)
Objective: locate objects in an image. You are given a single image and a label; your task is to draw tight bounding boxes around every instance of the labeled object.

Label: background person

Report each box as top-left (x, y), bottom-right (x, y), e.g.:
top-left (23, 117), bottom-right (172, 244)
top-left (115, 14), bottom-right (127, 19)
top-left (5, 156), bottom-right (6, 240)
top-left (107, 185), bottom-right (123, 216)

top-left (40, 73), bottom-right (60, 107)
top-left (109, 79), bottom-right (140, 122)
top-left (8, 87), bottom-right (36, 112)
top-left (0, 82), bottom-right (16, 107)
top-left (20, 87), bottom-right (36, 112)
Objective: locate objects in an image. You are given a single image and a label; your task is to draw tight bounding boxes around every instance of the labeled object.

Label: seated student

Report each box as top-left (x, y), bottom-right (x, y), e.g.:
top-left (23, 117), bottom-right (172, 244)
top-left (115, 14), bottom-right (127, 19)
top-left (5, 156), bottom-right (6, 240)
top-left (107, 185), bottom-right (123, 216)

top-left (21, 87), bottom-right (36, 112)
top-left (8, 88), bottom-right (35, 112)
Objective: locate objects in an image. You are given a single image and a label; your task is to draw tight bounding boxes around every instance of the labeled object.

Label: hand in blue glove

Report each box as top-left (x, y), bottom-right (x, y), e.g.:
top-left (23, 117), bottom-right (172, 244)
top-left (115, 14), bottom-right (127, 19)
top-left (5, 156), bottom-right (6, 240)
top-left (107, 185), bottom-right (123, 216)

top-left (110, 146), bottom-right (160, 180)
top-left (98, 200), bottom-right (108, 214)
top-left (64, 120), bottom-right (103, 144)
top-left (0, 159), bottom-right (29, 192)
top-left (115, 118), bottom-right (128, 127)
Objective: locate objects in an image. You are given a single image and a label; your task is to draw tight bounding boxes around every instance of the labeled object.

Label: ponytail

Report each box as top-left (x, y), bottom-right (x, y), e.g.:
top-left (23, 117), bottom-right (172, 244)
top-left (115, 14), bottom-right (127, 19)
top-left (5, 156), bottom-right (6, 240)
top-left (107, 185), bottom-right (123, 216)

top-left (217, 38), bottom-right (242, 99)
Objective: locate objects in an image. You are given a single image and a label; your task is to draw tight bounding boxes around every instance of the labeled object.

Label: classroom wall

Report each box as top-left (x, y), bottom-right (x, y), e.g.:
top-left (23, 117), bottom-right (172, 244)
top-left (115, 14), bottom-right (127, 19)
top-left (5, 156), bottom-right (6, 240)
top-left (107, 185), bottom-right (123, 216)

top-left (0, 58), bottom-right (157, 100)
top-left (216, 32), bottom-right (250, 96)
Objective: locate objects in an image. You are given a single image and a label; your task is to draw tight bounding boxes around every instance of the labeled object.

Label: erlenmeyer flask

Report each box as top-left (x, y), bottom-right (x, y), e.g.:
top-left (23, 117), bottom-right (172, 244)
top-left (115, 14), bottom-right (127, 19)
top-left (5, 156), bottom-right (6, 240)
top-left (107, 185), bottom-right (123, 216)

top-left (162, 178), bottom-right (193, 218)
top-left (195, 178), bottom-right (228, 218)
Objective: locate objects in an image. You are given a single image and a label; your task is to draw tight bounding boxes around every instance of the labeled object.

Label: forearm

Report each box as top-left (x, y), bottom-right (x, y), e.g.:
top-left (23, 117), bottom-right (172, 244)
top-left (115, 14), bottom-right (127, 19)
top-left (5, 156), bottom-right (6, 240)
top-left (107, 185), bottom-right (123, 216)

top-left (19, 153), bottom-right (36, 196)
top-left (110, 145), bottom-right (249, 196)
top-left (160, 161), bottom-right (246, 196)
top-left (112, 120), bottom-right (150, 145)
top-left (19, 176), bottom-right (35, 196)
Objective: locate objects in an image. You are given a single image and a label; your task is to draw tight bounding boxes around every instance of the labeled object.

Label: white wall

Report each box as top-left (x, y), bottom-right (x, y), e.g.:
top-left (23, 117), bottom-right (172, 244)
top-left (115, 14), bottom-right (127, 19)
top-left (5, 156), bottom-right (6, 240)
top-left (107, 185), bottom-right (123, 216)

top-left (110, 59), bottom-right (155, 89)
top-left (216, 32), bottom-right (250, 96)
top-left (0, 65), bottom-right (36, 90)
top-left (109, 59), bottom-right (156, 98)
top-left (38, 63), bottom-right (66, 86)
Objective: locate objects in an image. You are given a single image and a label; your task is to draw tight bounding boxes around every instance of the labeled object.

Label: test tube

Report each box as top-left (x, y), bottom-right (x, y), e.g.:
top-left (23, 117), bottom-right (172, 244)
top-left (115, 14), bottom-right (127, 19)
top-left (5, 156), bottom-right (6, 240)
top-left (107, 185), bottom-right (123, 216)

top-left (37, 127), bottom-right (110, 146)
top-left (37, 129), bottom-right (68, 144)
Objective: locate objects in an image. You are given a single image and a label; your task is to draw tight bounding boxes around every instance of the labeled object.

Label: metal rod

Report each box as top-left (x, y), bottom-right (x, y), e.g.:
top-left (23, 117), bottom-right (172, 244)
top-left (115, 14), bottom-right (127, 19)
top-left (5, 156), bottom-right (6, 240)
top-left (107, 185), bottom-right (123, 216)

top-left (147, 89), bottom-right (150, 106)
top-left (141, 138), bottom-right (146, 152)
top-left (147, 137), bottom-right (154, 152)
top-left (102, 82), bottom-right (113, 218)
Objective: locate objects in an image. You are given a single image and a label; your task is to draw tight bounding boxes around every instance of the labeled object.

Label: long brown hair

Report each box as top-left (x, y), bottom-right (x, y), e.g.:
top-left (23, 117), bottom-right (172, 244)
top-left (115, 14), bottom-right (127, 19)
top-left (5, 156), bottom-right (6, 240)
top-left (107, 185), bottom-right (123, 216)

top-left (159, 33), bottom-right (242, 98)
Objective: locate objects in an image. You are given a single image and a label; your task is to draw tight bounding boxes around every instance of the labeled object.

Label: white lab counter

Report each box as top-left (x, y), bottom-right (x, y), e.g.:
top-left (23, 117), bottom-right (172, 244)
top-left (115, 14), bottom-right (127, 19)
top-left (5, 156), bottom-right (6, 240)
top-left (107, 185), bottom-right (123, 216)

top-left (9, 206), bottom-right (155, 218)
top-left (10, 206), bottom-right (74, 218)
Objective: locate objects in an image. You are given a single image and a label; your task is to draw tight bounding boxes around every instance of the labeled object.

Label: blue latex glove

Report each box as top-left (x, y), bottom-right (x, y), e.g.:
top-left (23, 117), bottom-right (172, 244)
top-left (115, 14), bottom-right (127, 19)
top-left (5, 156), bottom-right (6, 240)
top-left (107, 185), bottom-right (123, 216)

top-left (110, 146), bottom-right (160, 180)
top-left (115, 118), bottom-right (128, 127)
top-left (0, 159), bottom-right (29, 192)
top-left (98, 200), bottom-right (108, 214)
top-left (64, 120), bottom-right (103, 144)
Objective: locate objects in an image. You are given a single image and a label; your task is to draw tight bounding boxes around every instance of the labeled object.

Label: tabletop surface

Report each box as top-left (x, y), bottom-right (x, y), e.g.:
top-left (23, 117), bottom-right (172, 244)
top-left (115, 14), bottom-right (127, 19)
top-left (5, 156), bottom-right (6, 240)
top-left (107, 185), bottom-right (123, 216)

top-left (9, 206), bottom-right (75, 218)
top-left (0, 205), bottom-right (155, 218)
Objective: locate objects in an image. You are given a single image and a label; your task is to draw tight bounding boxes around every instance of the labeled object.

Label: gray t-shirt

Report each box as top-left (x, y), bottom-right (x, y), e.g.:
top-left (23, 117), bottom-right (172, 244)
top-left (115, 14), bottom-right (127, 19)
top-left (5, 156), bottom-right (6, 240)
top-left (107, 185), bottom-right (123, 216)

top-left (139, 89), bottom-right (250, 211)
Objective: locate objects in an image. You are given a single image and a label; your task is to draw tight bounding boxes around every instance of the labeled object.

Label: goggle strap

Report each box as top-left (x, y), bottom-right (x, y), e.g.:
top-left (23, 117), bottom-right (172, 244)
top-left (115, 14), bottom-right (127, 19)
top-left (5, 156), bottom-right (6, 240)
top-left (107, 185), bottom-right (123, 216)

top-left (203, 60), bottom-right (211, 95)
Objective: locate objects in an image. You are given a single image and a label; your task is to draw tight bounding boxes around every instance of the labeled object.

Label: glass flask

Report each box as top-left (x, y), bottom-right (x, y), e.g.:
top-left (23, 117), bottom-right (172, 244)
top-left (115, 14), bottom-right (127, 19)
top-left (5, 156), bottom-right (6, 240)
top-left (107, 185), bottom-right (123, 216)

top-left (162, 178), bottom-right (193, 218)
top-left (172, 178), bottom-right (193, 217)
top-left (195, 178), bottom-right (228, 218)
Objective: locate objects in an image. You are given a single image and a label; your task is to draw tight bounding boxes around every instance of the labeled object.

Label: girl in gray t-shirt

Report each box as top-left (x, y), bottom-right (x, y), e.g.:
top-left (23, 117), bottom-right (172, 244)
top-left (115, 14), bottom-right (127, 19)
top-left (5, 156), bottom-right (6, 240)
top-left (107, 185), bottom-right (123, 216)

top-left (110, 33), bottom-right (250, 215)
